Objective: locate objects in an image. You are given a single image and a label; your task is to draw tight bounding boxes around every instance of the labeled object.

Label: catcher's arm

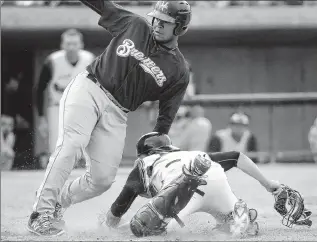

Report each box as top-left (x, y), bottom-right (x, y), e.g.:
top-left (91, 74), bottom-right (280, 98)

top-left (211, 151), bottom-right (280, 192)
top-left (110, 165), bottom-right (145, 218)
top-left (236, 152), bottom-right (280, 192)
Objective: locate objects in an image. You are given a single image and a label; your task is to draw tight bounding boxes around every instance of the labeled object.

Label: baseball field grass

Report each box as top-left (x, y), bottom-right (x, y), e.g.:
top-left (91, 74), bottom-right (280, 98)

top-left (1, 163), bottom-right (316, 241)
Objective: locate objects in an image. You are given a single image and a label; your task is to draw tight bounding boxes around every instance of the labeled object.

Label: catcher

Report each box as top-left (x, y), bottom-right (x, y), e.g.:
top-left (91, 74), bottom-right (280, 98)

top-left (99, 132), bottom-right (312, 238)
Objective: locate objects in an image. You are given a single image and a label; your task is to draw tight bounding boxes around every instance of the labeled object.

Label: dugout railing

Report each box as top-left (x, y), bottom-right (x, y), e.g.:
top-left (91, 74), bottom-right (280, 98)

top-left (181, 92), bottom-right (317, 164)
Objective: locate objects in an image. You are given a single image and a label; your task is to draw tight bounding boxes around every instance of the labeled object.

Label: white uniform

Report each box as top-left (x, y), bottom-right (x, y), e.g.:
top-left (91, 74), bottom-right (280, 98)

top-left (308, 118), bottom-right (317, 162)
top-left (216, 128), bottom-right (251, 153)
top-left (46, 50), bottom-right (95, 153)
top-left (137, 151), bottom-right (238, 226)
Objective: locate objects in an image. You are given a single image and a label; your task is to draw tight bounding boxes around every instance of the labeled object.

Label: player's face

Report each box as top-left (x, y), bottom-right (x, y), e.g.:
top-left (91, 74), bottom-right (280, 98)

top-left (230, 124), bottom-right (248, 136)
top-left (62, 35), bottom-right (82, 55)
top-left (152, 18), bottom-right (177, 44)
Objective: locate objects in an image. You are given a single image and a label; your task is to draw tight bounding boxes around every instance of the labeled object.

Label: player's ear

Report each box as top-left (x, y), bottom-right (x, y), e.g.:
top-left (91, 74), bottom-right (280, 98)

top-left (79, 41), bottom-right (84, 49)
top-left (60, 41), bottom-right (65, 50)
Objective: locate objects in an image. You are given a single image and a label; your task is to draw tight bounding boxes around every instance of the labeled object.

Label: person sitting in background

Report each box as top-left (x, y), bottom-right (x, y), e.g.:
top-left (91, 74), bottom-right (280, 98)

top-left (1, 72), bottom-right (30, 170)
top-left (208, 112), bottom-right (258, 163)
top-left (0, 115), bottom-right (16, 170)
top-left (169, 105), bottom-right (212, 152)
top-left (308, 117), bottom-right (317, 163)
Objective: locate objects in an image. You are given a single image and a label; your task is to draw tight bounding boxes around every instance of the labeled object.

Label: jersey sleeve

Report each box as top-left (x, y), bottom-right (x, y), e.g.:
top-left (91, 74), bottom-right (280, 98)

top-left (79, 0), bottom-right (104, 15)
top-left (36, 57), bottom-right (53, 117)
top-left (97, 1), bottom-right (140, 37)
top-left (209, 151), bottom-right (240, 172)
top-left (153, 71), bottom-right (190, 134)
top-left (110, 165), bottom-right (145, 218)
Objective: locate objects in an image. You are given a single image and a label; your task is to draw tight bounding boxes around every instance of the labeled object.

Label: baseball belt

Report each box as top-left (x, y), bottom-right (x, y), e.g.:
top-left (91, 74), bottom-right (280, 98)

top-left (85, 72), bottom-right (130, 113)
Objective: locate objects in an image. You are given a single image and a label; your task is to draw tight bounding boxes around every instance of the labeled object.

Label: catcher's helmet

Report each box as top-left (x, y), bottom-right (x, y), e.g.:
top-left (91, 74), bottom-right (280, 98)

top-left (147, 1), bottom-right (192, 36)
top-left (136, 132), bottom-right (180, 156)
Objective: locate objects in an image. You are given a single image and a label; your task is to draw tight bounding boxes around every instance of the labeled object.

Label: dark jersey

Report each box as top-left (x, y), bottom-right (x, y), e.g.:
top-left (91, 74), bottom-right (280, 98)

top-left (81, 0), bottom-right (190, 134)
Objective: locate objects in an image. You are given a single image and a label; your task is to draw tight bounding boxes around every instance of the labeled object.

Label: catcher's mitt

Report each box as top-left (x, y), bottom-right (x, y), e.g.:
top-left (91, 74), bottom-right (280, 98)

top-left (273, 184), bottom-right (312, 228)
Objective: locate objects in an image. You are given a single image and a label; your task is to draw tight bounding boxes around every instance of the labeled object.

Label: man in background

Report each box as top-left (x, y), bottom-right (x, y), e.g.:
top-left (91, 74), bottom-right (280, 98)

top-left (308, 117), bottom-right (317, 163)
top-left (1, 115), bottom-right (16, 170)
top-left (36, 28), bottom-right (95, 168)
top-left (1, 72), bottom-right (30, 170)
top-left (169, 105), bottom-right (212, 152)
top-left (208, 112), bottom-right (258, 163)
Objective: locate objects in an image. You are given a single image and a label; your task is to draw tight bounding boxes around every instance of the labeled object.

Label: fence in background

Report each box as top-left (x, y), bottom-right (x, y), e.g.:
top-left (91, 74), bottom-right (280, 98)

top-left (182, 92), bottom-right (317, 163)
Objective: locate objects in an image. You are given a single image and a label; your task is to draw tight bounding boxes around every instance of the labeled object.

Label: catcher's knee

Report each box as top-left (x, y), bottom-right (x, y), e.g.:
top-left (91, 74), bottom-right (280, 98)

top-left (130, 201), bottom-right (167, 237)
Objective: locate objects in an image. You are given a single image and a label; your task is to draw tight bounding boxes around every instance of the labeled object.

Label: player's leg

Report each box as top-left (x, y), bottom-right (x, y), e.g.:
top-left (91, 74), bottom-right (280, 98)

top-left (59, 98), bottom-right (128, 207)
top-left (28, 72), bottom-right (105, 236)
top-left (198, 165), bottom-right (259, 237)
top-left (46, 105), bottom-right (60, 169)
top-left (167, 164), bottom-right (236, 230)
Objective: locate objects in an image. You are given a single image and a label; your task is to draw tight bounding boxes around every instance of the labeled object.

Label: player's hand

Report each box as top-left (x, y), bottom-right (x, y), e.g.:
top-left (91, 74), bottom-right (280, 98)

top-left (265, 180), bottom-right (282, 193)
top-left (38, 117), bottom-right (48, 138)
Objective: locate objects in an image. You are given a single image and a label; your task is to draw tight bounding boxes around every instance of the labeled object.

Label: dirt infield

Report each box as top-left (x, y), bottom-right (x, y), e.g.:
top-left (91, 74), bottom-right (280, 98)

top-left (1, 164), bottom-right (316, 241)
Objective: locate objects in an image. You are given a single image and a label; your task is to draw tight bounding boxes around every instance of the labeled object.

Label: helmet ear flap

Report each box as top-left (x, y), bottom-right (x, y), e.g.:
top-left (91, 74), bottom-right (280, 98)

top-left (173, 12), bottom-right (190, 36)
top-left (174, 24), bottom-right (188, 36)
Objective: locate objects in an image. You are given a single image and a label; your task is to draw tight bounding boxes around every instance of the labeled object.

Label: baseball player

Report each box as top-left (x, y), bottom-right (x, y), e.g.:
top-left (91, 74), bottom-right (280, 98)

top-left (208, 111), bottom-right (259, 162)
top-left (308, 117), bottom-right (317, 163)
top-left (169, 105), bottom-right (212, 152)
top-left (100, 132), bottom-right (312, 238)
top-left (28, 1), bottom-right (191, 236)
top-left (36, 28), bottom-right (95, 164)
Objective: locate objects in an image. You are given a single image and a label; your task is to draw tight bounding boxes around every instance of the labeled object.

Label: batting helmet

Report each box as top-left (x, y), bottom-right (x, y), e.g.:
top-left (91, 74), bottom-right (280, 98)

top-left (147, 1), bottom-right (192, 36)
top-left (136, 132), bottom-right (180, 157)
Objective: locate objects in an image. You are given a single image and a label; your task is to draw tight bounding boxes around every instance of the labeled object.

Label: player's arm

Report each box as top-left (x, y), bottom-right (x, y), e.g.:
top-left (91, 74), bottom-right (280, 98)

top-left (79, 0), bottom-right (104, 15)
top-left (207, 135), bottom-right (222, 152)
top-left (247, 134), bottom-right (259, 163)
top-left (80, 0), bottom-right (139, 37)
top-left (110, 164), bottom-right (145, 219)
top-left (210, 151), bottom-right (279, 192)
top-left (153, 72), bottom-right (190, 134)
top-left (36, 58), bottom-right (52, 117)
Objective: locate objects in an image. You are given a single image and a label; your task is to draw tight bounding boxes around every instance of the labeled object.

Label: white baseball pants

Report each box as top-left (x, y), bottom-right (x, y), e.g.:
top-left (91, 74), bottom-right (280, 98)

top-left (47, 105), bottom-right (59, 154)
top-left (167, 164), bottom-right (238, 228)
top-left (33, 72), bottom-right (128, 214)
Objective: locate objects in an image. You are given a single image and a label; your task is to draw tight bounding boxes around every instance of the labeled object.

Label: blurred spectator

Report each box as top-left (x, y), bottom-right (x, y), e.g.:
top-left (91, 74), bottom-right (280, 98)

top-left (308, 117), bottom-right (317, 163)
top-left (36, 28), bottom-right (95, 169)
top-left (183, 60), bottom-right (196, 100)
top-left (0, 115), bottom-right (16, 170)
top-left (1, 72), bottom-right (31, 170)
top-left (169, 105), bottom-right (212, 152)
top-left (208, 111), bottom-right (259, 163)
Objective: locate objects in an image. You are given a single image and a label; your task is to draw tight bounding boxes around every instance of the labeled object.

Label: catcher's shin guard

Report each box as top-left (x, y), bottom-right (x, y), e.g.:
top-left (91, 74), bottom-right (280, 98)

top-left (130, 201), bottom-right (169, 237)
